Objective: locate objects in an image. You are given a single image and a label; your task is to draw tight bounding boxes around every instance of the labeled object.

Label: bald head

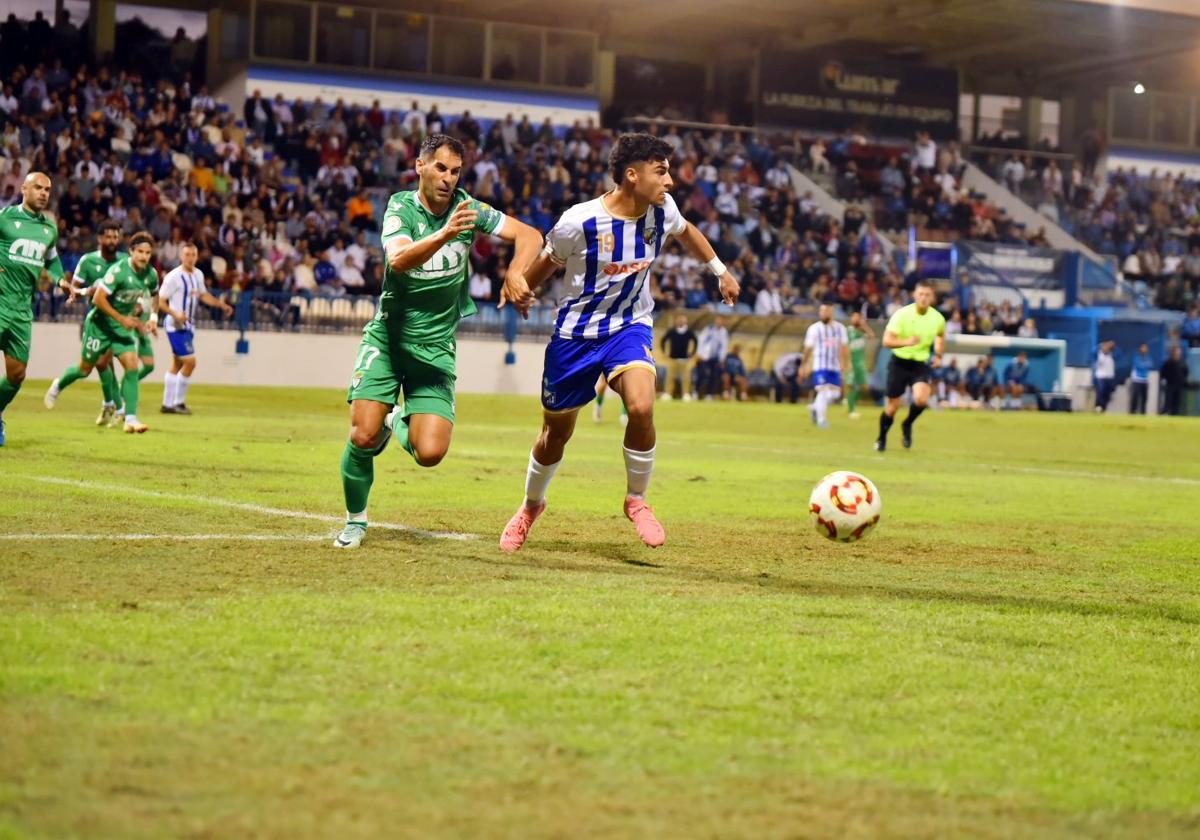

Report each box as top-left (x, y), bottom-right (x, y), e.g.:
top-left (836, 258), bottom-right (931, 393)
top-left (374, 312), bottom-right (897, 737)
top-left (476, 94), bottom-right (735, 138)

top-left (22, 172), bottom-right (51, 213)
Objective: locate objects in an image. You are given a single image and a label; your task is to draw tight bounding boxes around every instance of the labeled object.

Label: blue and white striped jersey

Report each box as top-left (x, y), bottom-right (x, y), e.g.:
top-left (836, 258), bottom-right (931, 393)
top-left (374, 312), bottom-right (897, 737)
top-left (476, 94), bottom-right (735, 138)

top-left (804, 319), bottom-right (849, 372)
top-left (544, 192), bottom-right (687, 340)
top-left (159, 265), bottom-right (208, 333)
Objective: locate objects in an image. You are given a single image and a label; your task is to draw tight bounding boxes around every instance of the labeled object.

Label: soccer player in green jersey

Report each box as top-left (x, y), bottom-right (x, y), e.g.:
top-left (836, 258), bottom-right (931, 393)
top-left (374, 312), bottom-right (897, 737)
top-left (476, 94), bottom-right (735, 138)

top-left (0, 172), bottom-right (65, 446)
top-left (334, 134), bottom-right (543, 549)
top-left (68, 232), bottom-right (159, 434)
top-left (875, 280), bottom-right (946, 451)
top-left (47, 219), bottom-right (127, 424)
top-left (845, 310), bottom-right (875, 418)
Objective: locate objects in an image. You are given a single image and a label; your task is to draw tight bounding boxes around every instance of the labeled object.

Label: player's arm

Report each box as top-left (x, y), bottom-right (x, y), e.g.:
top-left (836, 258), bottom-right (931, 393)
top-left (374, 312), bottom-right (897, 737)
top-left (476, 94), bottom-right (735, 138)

top-left (159, 277), bottom-right (186, 325)
top-left (493, 213), bottom-right (543, 317)
top-left (933, 325), bottom-right (946, 359)
top-left (882, 319), bottom-right (920, 349)
top-left (198, 290), bottom-right (234, 317)
top-left (93, 284), bottom-right (138, 331)
top-left (384, 199), bottom-right (476, 274)
top-left (675, 221), bottom-right (739, 305)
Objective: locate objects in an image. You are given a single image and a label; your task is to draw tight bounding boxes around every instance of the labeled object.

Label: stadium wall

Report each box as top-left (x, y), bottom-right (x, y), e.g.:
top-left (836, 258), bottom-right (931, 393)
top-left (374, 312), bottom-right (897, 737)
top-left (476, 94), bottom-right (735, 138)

top-left (27, 324), bottom-right (544, 396)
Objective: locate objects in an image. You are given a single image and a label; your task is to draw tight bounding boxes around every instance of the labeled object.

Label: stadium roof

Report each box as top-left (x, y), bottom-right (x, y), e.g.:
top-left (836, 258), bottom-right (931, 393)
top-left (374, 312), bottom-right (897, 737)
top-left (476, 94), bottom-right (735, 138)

top-left (431, 0), bottom-right (1200, 96)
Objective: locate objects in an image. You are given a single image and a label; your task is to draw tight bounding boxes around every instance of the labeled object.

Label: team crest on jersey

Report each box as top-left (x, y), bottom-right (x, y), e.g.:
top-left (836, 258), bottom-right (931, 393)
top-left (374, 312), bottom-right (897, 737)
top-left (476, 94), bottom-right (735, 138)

top-left (351, 371), bottom-right (364, 389)
top-left (382, 216), bottom-right (403, 236)
top-left (642, 226), bottom-right (657, 246)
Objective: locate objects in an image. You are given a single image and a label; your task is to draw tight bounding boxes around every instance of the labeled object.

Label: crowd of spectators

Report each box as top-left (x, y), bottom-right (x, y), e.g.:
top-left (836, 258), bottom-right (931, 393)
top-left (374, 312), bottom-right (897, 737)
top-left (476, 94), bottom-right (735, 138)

top-left (0, 23), bottom-right (943, 328)
top-left (793, 129), bottom-right (1056, 248)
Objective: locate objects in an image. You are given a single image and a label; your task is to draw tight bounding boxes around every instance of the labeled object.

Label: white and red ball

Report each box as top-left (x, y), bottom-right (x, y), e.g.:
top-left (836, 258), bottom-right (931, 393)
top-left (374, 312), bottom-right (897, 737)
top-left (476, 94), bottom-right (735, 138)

top-left (809, 471), bottom-right (882, 542)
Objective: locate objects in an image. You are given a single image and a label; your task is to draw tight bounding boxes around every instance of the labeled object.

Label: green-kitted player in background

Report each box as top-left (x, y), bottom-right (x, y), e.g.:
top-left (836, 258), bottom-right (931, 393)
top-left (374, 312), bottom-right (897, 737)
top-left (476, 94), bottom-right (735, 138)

top-left (46, 232), bottom-right (159, 434)
top-left (0, 172), bottom-right (65, 446)
top-left (845, 310), bottom-right (875, 418)
top-left (335, 134), bottom-right (543, 549)
top-left (51, 219), bottom-right (128, 425)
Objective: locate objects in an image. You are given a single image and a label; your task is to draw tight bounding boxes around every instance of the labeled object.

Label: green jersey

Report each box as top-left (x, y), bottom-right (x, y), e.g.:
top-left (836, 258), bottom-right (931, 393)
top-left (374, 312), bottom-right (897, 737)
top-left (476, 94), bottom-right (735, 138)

top-left (886, 303), bottom-right (946, 363)
top-left (96, 257), bottom-right (159, 329)
top-left (74, 249), bottom-right (127, 289)
top-left (847, 325), bottom-right (867, 364)
top-left (366, 187), bottom-right (505, 345)
top-left (0, 203), bottom-right (64, 321)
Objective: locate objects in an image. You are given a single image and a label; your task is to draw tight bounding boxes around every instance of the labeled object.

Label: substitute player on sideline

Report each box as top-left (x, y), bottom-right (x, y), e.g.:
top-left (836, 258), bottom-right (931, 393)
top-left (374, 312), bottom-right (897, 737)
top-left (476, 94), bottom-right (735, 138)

top-left (0, 172), bottom-right (65, 446)
top-left (875, 280), bottom-right (945, 451)
top-left (800, 303), bottom-right (850, 429)
top-left (158, 242), bottom-right (234, 414)
top-left (334, 134), bottom-right (543, 549)
top-left (499, 132), bottom-right (740, 551)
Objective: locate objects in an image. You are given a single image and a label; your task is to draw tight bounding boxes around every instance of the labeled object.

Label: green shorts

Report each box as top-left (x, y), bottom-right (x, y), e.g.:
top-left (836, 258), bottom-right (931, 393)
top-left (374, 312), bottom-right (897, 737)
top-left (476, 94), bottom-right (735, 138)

top-left (346, 336), bottom-right (457, 423)
top-left (81, 316), bottom-right (137, 365)
top-left (0, 312), bottom-right (32, 364)
top-left (137, 329), bottom-right (154, 359)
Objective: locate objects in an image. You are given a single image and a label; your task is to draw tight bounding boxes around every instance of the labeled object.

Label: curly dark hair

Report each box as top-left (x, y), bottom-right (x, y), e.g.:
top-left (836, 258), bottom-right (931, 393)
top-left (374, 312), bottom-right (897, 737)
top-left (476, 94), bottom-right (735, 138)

top-left (420, 133), bottom-right (465, 160)
top-left (609, 132), bottom-right (674, 183)
top-left (129, 231), bottom-right (154, 249)
top-left (97, 219), bottom-right (123, 235)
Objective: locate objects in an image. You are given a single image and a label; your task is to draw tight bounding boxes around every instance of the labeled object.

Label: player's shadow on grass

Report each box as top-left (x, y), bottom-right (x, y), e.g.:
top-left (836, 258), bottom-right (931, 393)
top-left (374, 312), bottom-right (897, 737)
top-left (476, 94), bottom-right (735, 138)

top-left (477, 547), bottom-right (1200, 627)
top-left (535, 538), bottom-right (664, 567)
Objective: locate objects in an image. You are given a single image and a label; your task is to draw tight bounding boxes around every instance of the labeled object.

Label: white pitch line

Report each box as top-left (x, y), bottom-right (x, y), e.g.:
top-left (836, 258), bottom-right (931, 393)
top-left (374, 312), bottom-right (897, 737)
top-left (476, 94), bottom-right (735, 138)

top-left (8, 474), bottom-right (476, 541)
top-left (688, 441), bottom-right (1200, 486)
top-left (0, 533), bottom-right (329, 542)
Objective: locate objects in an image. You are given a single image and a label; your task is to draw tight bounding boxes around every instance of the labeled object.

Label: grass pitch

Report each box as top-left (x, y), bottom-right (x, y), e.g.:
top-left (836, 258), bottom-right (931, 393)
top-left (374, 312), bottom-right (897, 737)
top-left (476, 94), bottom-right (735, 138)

top-left (2, 382), bottom-right (1199, 838)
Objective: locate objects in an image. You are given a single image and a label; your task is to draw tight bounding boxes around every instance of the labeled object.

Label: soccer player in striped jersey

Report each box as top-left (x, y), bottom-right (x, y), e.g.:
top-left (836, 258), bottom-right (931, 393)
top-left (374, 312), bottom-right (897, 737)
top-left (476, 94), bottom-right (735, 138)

top-left (800, 304), bottom-right (850, 429)
top-left (158, 242), bottom-right (233, 414)
top-left (498, 133), bottom-right (740, 551)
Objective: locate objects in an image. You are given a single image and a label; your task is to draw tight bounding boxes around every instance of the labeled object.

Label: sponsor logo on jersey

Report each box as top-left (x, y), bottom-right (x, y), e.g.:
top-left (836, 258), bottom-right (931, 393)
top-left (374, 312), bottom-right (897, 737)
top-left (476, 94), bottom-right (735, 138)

top-left (411, 240), bottom-right (469, 281)
top-left (7, 238), bottom-right (47, 267)
top-left (602, 260), bottom-right (653, 276)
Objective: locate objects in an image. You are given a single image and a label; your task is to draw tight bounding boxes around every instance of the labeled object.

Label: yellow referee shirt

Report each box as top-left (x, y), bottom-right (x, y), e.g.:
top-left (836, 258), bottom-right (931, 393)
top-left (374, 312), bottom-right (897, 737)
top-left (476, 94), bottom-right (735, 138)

top-left (886, 303), bottom-right (946, 362)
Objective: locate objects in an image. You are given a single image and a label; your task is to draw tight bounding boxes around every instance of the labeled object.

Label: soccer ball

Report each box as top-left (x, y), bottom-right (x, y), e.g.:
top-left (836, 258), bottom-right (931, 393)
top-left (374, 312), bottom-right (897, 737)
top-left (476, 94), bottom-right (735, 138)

top-left (809, 471), bottom-right (882, 542)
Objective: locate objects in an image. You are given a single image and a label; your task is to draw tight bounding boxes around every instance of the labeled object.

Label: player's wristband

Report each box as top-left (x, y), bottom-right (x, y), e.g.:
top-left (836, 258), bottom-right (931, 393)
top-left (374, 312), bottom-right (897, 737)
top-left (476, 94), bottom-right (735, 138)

top-left (150, 313), bottom-right (159, 327)
top-left (707, 257), bottom-right (727, 276)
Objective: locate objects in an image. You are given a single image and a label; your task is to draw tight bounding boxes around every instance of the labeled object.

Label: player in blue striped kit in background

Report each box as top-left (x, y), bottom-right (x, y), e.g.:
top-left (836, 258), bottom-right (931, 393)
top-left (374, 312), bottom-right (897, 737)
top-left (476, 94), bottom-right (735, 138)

top-left (497, 133), bottom-right (740, 550)
top-left (800, 304), bottom-right (850, 429)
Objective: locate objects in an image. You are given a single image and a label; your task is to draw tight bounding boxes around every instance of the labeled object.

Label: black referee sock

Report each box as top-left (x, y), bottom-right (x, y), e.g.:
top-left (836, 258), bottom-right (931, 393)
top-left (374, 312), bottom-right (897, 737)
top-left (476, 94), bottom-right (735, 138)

top-left (878, 412), bottom-right (894, 440)
top-left (903, 405), bottom-right (926, 429)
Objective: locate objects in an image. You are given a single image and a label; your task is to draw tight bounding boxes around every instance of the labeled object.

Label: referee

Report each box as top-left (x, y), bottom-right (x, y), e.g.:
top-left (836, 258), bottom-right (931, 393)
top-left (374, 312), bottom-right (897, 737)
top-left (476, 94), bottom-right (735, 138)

top-left (876, 280), bottom-right (946, 451)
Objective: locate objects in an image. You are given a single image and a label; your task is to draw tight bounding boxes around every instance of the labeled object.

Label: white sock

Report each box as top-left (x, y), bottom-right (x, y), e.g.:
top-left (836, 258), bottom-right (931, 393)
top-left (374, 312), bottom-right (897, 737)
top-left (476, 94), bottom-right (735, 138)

top-left (623, 445), bottom-right (655, 498)
top-left (162, 372), bottom-right (177, 407)
top-left (524, 451), bottom-right (559, 505)
top-left (125, 414), bottom-right (139, 426)
top-left (103, 400), bottom-right (115, 408)
top-left (176, 374), bottom-right (191, 406)
top-left (813, 390), bottom-right (828, 423)
top-left (347, 509), bottom-right (367, 523)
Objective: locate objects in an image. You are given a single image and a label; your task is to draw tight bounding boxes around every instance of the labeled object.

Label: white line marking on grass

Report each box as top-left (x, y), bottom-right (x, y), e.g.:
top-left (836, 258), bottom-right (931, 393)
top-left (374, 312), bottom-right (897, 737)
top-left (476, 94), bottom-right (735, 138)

top-left (9, 474), bottom-right (477, 541)
top-left (690, 442), bottom-right (1200, 486)
top-left (0, 533), bottom-right (329, 542)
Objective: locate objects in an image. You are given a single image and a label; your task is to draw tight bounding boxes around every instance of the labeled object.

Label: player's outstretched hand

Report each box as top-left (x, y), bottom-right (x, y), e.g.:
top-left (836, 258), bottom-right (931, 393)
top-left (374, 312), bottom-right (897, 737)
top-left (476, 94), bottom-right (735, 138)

top-left (498, 274), bottom-right (536, 318)
top-left (444, 199), bottom-right (478, 239)
top-left (718, 271), bottom-right (741, 306)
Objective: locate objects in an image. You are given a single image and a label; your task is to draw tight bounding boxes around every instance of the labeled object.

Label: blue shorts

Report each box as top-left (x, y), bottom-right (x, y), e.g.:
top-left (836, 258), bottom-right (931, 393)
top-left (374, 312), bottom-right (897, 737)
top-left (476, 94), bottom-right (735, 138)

top-left (542, 324), bottom-right (655, 412)
top-left (812, 370), bottom-right (842, 388)
top-left (167, 330), bottom-right (195, 357)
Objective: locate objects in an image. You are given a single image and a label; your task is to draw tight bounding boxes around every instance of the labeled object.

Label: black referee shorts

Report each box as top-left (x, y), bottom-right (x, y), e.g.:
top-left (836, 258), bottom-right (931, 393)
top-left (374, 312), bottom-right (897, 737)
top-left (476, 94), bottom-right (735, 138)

top-left (886, 356), bottom-right (933, 399)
